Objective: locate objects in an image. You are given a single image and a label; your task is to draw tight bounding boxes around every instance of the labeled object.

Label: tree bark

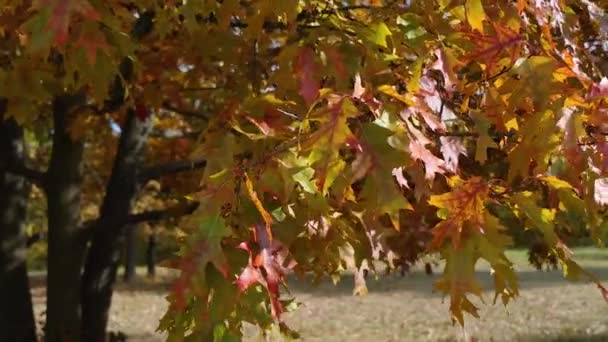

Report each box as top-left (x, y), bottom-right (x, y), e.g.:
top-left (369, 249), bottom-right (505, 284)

top-left (123, 224), bottom-right (137, 282)
top-left (0, 117), bottom-right (38, 342)
top-left (81, 110), bottom-right (151, 342)
top-left (146, 232), bottom-right (156, 278)
top-left (45, 95), bottom-right (87, 342)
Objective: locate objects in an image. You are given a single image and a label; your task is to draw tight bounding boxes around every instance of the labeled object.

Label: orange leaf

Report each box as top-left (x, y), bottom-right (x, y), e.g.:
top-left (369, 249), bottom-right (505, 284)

top-left (244, 172), bottom-right (274, 241)
top-left (428, 177), bottom-right (489, 249)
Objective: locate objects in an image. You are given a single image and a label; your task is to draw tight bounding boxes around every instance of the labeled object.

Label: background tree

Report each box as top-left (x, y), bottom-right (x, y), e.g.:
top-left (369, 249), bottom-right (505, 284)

top-left (1, 1), bottom-right (608, 341)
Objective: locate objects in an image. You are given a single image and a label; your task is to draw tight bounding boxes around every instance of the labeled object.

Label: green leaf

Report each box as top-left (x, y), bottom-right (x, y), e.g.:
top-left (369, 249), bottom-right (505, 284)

top-left (512, 192), bottom-right (559, 246)
top-left (365, 22), bottom-right (392, 48)
top-left (435, 239), bottom-right (483, 326)
top-left (357, 123), bottom-right (413, 229)
top-left (302, 98), bottom-right (358, 194)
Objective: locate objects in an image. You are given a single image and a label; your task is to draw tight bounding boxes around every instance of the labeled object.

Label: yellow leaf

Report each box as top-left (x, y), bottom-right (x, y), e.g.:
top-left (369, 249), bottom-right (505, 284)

top-left (407, 58), bottom-right (423, 94)
top-left (465, 0), bottom-right (486, 32)
top-left (377, 85), bottom-right (413, 105)
top-left (541, 176), bottom-right (574, 191)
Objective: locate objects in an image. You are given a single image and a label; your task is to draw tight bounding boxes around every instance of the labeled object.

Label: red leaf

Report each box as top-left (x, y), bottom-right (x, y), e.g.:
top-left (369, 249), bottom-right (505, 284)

top-left (235, 263), bottom-right (261, 292)
top-left (295, 47), bottom-right (320, 106)
top-left (325, 47), bottom-right (347, 79)
top-left (235, 224), bottom-right (297, 321)
top-left (588, 77), bottom-right (608, 100)
top-left (460, 23), bottom-right (523, 77)
top-left (135, 102), bottom-right (149, 121)
top-left (41, 0), bottom-right (101, 46)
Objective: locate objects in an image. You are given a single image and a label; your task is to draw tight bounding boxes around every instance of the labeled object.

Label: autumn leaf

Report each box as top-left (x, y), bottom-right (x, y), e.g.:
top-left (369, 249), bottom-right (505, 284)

top-left (471, 112), bottom-right (497, 164)
top-left (460, 23), bottom-right (523, 78)
top-left (440, 136), bottom-right (467, 173)
top-left (408, 140), bottom-right (446, 180)
top-left (301, 97), bottom-right (358, 193)
top-left (595, 178), bottom-right (608, 206)
top-left (508, 109), bottom-right (560, 181)
top-left (465, 0), bottom-right (486, 32)
top-left (294, 46), bottom-right (320, 106)
top-left (511, 191), bottom-right (559, 246)
top-left (434, 240), bottom-right (483, 326)
top-left (365, 22), bottom-right (392, 48)
top-left (235, 224), bottom-right (296, 321)
top-left (37, 0), bottom-right (101, 46)
top-left (8, 0), bottom-right (608, 339)
top-left (428, 177), bottom-right (489, 249)
top-left (74, 24), bottom-right (110, 65)
top-left (244, 172), bottom-right (274, 241)
top-left (169, 213), bottom-right (231, 311)
top-left (588, 77), bottom-right (608, 100)
top-left (357, 123), bottom-right (413, 230)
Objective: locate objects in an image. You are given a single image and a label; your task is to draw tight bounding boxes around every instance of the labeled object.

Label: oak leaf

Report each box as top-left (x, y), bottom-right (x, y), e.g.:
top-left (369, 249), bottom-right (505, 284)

top-left (428, 177), bottom-right (489, 249)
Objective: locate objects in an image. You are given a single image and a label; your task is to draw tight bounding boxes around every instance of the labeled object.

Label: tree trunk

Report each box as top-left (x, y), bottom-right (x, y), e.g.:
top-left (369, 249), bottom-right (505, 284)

top-left (0, 116), bottom-right (38, 342)
top-left (123, 224), bottom-right (137, 282)
top-left (45, 95), bottom-right (87, 342)
top-left (146, 232), bottom-right (156, 278)
top-left (81, 110), bottom-right (151, 342)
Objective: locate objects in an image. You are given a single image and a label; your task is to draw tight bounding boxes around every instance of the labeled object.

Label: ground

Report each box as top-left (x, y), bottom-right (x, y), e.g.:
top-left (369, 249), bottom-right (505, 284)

top-left (31, 248), bottom-right (608, 341)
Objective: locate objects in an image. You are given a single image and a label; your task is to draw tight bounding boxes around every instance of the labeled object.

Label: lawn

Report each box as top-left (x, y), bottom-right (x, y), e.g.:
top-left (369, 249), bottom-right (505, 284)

top-left (31, 248), bottom-right (608, 341)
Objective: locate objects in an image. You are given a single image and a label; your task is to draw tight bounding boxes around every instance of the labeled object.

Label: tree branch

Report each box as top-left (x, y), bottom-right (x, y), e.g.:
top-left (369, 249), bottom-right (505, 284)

top-left (149, 129), bottom-right (201, 139)
top-left (0, 162), bottom-right (46, 187)
top-left (124, 201), bottom-right (199, 226)
top-left (80, 201), bottom-right (199, 235)
top-left (162, 102), bottom-right (210, 121)
top-left (139, 158), bottom-right (207, 182)
top-left (179, 86), bottom-right (221, 92)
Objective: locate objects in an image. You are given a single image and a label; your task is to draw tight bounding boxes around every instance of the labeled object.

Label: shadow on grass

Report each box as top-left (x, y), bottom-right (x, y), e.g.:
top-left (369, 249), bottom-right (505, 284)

top-left (286, 266), bottom-right (608, 298)
top-left (27, 250), bottom-right (608, 298)
top-left (28, 266), bottom-right (608, 297)
top-left (518, 332), bottom-right (608, 341)
top-left (28, 271), bottom-right (174, 295)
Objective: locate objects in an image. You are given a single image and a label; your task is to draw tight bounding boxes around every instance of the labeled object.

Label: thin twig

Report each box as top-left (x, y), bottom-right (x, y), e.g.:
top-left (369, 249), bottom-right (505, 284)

top-left (138, 158), bottom-right (207, 182)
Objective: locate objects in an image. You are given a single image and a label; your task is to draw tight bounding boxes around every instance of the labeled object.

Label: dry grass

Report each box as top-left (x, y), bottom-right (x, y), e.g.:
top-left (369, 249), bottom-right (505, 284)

top-left (31, 248), bottom-right (608, 341)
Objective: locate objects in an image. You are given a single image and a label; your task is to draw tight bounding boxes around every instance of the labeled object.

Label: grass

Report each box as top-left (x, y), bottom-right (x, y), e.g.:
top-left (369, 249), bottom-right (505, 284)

top-left (30, 248), bottom-right (608, 341)
top-left (246, 247), bottom-right (608, 341)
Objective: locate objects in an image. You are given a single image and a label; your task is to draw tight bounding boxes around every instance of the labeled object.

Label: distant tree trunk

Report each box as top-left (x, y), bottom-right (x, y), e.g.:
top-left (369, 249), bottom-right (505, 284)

top-left (45, 95), bottom-right (87, 342)
top-left (123, 224), bottom-right (137, 282)
top-left (0, 116), bottom-right (38, 342)
top-left (146, 231), bottom-right (156, 277)
top-left (81, 109), bottom-right (151, 342)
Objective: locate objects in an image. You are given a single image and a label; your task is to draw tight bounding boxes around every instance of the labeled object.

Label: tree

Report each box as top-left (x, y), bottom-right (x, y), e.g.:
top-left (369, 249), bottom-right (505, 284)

top-left (0, 111), bottom-right (37, 342)
top-left (1, 0), bottom-right (608, 341)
